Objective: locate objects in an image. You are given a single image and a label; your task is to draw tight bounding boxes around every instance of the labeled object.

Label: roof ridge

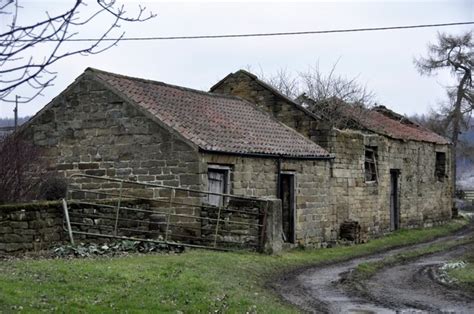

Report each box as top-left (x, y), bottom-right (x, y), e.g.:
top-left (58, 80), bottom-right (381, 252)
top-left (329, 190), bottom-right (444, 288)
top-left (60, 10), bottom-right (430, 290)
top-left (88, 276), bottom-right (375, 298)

top-left (211, 69), bottom-right (323, 121)
top-left (85, 67), bottom-right (245, 102)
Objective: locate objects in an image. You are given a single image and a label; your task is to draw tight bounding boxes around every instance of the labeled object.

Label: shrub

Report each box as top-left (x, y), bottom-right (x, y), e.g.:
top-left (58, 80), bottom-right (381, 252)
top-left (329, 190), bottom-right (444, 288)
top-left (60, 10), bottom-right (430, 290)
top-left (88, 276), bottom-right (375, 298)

top-left (38, 176), bottom-right (68, 200)
top-left (0, 134), bottom-right (47, 204)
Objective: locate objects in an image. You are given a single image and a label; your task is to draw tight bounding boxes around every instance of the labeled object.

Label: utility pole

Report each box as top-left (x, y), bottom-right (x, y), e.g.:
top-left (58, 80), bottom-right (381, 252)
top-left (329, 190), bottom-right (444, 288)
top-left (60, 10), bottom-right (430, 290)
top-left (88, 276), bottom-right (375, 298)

top-left (14, 95), bottom-right (18, 131)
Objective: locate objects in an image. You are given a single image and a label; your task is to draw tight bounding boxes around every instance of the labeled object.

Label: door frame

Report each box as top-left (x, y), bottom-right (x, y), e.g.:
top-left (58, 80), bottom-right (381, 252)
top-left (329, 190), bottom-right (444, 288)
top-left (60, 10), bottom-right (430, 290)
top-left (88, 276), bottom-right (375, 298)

top-left (389, 169), bottom-right (400, 231)
top-left (279, 171), bottom-right (296, 243)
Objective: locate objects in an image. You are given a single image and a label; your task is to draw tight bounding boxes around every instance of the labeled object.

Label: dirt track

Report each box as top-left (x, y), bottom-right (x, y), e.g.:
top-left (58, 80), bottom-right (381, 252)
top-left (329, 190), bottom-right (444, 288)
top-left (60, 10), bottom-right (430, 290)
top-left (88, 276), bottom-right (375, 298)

top-left (272, 222), bottom-right (474, 313)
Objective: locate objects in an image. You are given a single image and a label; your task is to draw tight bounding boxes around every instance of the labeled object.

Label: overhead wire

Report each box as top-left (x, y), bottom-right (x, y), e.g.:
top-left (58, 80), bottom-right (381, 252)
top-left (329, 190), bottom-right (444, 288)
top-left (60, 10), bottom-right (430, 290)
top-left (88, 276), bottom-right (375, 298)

top-left (15, 21), bottom-right (474, 42)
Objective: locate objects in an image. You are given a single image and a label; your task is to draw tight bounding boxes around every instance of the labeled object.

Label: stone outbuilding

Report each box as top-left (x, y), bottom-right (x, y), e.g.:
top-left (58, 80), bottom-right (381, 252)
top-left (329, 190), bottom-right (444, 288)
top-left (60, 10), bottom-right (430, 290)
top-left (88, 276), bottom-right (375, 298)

top-left (211, 70), bottom-right (453, 242)
top-left (20, 68), bottom-right (336, 246)
top-left (19, 68), bottom-right (453, 247)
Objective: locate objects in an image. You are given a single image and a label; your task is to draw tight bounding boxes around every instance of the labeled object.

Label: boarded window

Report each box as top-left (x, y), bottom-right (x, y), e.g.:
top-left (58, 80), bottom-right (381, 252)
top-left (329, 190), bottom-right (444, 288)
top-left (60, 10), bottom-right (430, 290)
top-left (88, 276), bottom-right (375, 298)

top-left (364, 147), bottom-right (378, 182)
top-left (435, 152), bottom-right (446, 182)
top-left (207, 167), bottom-right (229, 207)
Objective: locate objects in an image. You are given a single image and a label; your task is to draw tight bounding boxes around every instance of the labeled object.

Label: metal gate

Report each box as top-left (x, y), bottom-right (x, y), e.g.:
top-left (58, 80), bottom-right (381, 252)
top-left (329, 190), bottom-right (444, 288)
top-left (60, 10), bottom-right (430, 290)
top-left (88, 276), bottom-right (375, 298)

top-left (62, 174), bottom-right (269, 251)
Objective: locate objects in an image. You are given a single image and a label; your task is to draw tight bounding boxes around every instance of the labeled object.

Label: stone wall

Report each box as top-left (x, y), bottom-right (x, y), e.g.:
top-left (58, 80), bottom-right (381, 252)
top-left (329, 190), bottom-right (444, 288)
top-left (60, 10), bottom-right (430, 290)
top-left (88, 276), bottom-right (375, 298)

top-left (0, 202), bottom-right (64, 253)
top-left (201, 153), bottom-right (335, 247)
top-left (21, 73), bottom-right (203, 198)
top-left (0, 198), bottom-right (280, 254)
top-left (327, 129), bottom-right (452, 239)
top-left (213, 72), bottom-right (453, 244)
top-left (201, 198), bottom-right (265, 249)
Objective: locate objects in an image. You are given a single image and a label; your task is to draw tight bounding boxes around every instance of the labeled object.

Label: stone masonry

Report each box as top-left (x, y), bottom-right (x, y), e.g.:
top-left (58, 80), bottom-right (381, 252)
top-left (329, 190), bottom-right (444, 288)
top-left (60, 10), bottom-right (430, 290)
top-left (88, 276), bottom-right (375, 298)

top-left (21, 73), bottom-right (203, 199)
top-left (212, 70), bottom-right (453, 243)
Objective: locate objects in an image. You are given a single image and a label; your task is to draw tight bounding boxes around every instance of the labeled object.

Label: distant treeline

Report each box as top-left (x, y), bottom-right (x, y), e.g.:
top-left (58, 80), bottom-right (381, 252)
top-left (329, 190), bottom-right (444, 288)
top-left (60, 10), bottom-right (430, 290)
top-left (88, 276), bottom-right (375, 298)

top-left (0, 116), bottom-right (30, 127)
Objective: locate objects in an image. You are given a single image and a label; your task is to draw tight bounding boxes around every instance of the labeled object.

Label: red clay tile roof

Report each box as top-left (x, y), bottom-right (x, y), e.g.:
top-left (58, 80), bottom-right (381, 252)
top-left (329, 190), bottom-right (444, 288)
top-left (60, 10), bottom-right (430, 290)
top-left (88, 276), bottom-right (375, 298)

top-left (298, 95), bottom-right (449, 145)
top-left (88, 68), bottom-right (331, 158)
top-left (346, 105), bottom-right (450, 145)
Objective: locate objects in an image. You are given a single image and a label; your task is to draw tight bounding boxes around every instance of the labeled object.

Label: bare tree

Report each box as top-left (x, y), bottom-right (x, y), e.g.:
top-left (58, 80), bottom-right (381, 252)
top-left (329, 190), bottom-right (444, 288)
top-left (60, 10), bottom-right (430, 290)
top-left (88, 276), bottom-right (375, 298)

top-left (1, 0), bottom-right (155, 104)
top-left (297, 62), bottom-right (375, 106)
top-left (0, 134), bottom-right (46, 203)
top-left (415, 31), bottom-right (473, 188)
top-left (260, 61), bottom-right (376, 128)
top-left (264, 68), bottom-right (300, 99)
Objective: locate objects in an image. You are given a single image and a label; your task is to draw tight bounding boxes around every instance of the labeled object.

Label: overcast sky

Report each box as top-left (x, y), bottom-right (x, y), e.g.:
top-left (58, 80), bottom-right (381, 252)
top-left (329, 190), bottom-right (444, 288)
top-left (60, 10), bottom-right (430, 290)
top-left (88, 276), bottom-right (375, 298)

top-left (1, 0), bottom-right (473, 119)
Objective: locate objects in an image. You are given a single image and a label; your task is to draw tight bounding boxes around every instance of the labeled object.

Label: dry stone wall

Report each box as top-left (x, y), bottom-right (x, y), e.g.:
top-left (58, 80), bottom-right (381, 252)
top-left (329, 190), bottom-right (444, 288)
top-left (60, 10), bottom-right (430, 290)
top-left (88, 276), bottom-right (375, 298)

top-left (0, 202), bottom-right (64, 253)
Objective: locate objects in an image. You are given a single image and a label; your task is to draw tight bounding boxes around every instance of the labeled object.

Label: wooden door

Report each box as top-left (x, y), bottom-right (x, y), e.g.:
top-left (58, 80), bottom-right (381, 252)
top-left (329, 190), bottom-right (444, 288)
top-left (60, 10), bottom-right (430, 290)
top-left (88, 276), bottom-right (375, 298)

top-left (208, 170), bottom-right (226, 207)
top-left (280, 174), bottom-right (295, 243)
top-left (390, 170), bottom-right (400, 230)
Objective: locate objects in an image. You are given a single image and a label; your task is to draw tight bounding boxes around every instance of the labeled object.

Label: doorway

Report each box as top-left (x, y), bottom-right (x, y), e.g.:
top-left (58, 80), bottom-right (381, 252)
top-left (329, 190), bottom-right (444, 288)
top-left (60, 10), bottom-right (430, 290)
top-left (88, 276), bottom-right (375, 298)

top-left (207, 167), bottom-right (229, 207)
top-left (390, 170), bottom-right (400, 230)
top-left (280, 173), bottom-right (295, 243)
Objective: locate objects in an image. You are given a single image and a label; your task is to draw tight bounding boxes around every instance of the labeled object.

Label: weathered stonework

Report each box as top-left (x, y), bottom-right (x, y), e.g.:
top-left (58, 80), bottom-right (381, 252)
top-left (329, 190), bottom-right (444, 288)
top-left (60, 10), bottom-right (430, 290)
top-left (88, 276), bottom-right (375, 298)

top-left (22, 73), bottom-right (203, 195)
top-left (0, 202), bottom-right (64, 253)
top-left (213, 70), bottom-right (453, 245)
top-left (201, 153), bottom-right (335, 247)
top-left (14, 68), bottom-right (453, 251)
top-left (212, 70), bottom-right (325, 141)
top-left (326, 129), bottom-right (452, 239)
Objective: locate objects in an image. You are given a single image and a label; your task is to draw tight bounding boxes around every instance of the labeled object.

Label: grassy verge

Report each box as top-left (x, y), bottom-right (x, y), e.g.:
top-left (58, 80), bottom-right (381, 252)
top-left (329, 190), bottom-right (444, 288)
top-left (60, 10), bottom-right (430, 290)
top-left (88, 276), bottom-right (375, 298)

top-left (354, 237), bottom-right (473, 281)
top-left (446, 252), bottom-right (474, 294)
top-left (0, 218), bottom-right (468, 313)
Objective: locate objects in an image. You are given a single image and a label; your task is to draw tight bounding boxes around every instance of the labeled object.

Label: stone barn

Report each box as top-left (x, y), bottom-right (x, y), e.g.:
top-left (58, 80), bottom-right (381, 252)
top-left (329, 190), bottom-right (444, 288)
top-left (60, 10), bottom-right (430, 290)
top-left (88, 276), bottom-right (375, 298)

top-left (20, 68), bottom-right (337, 247)
top-left (211, 69), bottom-right (453, 241)
top-left (19, 68), bottom-right (454, 248)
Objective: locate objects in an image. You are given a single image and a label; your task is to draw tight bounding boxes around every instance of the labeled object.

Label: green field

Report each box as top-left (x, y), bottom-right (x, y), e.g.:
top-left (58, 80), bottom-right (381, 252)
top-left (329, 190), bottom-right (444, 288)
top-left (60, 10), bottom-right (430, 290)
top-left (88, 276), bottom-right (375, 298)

top-left (0, 219), bottom-right (468, 313)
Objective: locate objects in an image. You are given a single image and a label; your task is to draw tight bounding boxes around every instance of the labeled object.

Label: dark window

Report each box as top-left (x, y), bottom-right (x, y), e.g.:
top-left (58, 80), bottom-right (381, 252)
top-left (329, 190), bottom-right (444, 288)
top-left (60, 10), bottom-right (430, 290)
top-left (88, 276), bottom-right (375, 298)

top-left (365, 147), bottom-right (378, 182)
top-left (435, 152), bottom-right (446, 182)
top-left (207, 166), bottom-right (230, 207)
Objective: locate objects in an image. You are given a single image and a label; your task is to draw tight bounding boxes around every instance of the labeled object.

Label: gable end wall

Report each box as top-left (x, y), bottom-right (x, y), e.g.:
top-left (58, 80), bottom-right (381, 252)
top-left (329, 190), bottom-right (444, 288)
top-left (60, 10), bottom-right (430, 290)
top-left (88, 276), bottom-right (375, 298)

top-left (212, 72), bottom-right (325, 142)
top-left (22, 74), bottom-right (203, 198)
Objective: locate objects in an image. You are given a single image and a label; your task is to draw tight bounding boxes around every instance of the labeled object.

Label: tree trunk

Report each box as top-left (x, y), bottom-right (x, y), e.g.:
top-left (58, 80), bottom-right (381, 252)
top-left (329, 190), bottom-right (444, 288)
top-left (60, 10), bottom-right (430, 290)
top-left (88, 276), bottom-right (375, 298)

top-left (450, 71), bottom-right (470, 197)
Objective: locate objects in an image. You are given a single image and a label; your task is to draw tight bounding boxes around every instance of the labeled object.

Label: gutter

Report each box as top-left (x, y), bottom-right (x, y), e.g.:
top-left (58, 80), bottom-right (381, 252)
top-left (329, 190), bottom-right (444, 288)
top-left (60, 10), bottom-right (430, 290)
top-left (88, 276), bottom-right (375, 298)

top-left (198, 148), bottom-right (335, 160)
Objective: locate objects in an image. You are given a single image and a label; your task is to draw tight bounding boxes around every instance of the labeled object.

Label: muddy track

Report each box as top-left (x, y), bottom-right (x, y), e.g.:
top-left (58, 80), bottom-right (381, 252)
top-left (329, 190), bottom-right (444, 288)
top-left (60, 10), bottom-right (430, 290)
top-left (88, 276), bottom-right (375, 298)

top-left (271, 222), bottom-right (474, 313)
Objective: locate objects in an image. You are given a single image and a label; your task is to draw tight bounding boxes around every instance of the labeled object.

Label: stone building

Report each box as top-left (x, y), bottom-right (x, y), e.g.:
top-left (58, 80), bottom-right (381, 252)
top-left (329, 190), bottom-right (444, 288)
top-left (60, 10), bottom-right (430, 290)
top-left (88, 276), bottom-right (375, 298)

top-left (20, 68), bottom-right (335, 246)
top-left (211, 69), bottom-right (453, 241)
top-left (19, 68), bottom-right (453, 247)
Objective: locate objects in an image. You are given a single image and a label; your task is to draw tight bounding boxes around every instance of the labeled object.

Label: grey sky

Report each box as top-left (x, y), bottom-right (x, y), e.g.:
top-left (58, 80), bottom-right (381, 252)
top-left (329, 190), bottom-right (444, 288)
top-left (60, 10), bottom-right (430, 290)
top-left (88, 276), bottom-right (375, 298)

top-left (1, 0), bottom-right (473, 118)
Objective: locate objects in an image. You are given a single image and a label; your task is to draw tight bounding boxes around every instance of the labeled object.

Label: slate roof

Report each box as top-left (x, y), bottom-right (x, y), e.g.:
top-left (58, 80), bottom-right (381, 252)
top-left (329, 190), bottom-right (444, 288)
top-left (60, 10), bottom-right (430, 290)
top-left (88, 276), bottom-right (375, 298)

top-left (89, 68), bottom-right (331, 158)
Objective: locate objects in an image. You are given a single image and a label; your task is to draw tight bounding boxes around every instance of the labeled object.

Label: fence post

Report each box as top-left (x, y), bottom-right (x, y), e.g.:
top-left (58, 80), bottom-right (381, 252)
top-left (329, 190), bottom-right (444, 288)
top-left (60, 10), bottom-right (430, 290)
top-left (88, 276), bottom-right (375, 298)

top-left (164, 188), bottom-right (175, 242)
top-left (258, 201), bottom-right (269, 252)
top-left (113, 181), bottom-right (123, 236)
top-left (263, 199), bottom-right (283, 254)
top-left (62, 198), bottom-right (75, 245)
top-left (213, 205), bottom-right (223, 248)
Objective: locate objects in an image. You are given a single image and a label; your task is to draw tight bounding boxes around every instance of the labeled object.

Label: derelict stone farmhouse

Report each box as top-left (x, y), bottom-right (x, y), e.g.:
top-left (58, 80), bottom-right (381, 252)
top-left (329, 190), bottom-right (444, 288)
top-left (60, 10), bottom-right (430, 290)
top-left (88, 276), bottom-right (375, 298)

top-left (19, 68), bottom-right (453, 247)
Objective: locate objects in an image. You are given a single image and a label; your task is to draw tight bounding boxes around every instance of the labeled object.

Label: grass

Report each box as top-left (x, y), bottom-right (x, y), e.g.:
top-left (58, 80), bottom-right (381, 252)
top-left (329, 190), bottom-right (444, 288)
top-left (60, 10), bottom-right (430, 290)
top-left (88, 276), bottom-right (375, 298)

top-left (446, 252), bottom-right (474, 294)
top-left (0, 218), bottom-right (468, 313)
top-left (354, 237), bottom-right (474, 280)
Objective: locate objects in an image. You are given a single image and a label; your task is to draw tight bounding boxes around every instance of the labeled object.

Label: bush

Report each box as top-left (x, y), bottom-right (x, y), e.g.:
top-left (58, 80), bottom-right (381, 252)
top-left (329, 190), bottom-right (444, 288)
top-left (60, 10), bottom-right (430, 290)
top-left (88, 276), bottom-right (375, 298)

top-left (38, 176), bottom-right (68, 200)
top-left (0, 134), bottom-right (48, 204)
